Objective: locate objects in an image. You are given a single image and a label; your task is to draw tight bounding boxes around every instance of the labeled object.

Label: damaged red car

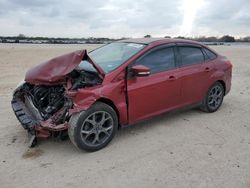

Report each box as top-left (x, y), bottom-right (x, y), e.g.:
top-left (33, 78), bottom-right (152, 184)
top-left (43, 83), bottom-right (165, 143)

top-left (11, 38), bottom-right (232, 151)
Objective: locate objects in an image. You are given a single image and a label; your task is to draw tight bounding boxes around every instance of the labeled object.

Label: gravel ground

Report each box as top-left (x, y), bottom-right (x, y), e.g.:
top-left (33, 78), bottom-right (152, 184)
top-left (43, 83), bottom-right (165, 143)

top-left (0, 44), bottom-right (249, 188)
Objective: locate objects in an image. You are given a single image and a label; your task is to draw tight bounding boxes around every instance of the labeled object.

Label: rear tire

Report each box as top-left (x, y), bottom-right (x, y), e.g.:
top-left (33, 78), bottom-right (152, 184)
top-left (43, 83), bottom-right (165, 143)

top-left (200, 82), bottom-right (224, 113)
top-left (68, 102), bottom-right (118, 151)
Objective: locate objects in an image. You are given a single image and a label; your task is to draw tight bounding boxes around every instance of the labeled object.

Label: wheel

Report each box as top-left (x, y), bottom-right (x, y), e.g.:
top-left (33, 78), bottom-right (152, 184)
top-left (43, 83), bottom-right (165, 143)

top-left (68, 102), bottom-right (118, 151)
top-left (200, 82), bottom-right (224, 113)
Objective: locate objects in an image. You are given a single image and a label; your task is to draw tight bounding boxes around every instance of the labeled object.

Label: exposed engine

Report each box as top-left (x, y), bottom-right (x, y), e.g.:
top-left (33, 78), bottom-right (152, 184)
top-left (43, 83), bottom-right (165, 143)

top-left (14, 69), bottom-right (102, 122)
top-left (32, 85), bottom-right (65, 120)
top-left (69, 69), bottom-right (102, 90)
top-left (11, 50), bottom-right (104, 146)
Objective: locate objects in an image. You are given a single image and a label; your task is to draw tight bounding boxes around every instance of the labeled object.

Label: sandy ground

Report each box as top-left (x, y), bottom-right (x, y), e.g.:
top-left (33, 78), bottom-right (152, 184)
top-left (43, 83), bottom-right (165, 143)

top-left (0, 43), bottom-right (249, 188)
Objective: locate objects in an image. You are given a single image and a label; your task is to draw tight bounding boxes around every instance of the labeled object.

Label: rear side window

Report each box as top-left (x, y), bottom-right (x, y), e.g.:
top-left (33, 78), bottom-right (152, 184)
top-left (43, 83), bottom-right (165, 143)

top-left (179, 47), bottom-right (204, 66)
top-left (203, 48), bottom-right (217, 60)
top-left (135, 47), bottom-right (175, 74)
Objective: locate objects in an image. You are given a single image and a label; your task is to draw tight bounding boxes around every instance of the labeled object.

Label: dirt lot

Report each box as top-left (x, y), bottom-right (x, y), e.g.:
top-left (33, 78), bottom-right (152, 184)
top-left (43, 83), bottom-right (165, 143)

top-left (0, 44), bottom-right (249, 188)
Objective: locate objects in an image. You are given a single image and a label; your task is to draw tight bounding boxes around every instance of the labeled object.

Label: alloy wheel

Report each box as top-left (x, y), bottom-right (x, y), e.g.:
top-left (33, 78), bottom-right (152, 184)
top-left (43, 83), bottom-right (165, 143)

top-left (207, 85), bottom-right (223, 110)
top-left (80, 111), bottom-right (114, 147)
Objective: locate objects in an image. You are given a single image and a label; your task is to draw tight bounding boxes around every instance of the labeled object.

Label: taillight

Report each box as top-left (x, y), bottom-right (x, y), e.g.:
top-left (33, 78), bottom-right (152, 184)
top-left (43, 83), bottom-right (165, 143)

top-left (226, 60), bottom-right (233, 68)
top-left (220, 56), bottom-right (232, 68)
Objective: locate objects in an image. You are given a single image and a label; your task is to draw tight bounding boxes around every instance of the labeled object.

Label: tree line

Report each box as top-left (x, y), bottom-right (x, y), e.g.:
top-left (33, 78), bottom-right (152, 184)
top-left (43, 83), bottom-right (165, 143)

top-left (145, 35), bottom-right (250, 42)
top-left (1, 34), bottom-right (250, 44)
top-left (0, 34), bottom-right (118, 44)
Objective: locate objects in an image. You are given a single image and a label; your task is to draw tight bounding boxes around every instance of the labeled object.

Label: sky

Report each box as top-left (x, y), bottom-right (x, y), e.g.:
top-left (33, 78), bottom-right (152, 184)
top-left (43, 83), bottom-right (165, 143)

top-left (0, 0), bottom-right (250, 38)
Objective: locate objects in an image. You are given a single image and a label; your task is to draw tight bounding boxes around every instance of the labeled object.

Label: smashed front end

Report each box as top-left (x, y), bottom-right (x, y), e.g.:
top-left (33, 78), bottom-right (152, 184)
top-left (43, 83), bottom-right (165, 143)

top-left (11, 50), bottom-right (103, 146)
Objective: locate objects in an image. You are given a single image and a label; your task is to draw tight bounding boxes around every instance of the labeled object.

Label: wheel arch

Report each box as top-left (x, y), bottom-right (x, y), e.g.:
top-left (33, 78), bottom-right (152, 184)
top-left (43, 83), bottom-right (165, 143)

top-left (96, 97), bottom-right (121, 128)
top-left (216, 80), bottom-right (226, 95)
top-left (210, 70), bottom-right (227, 96)
top-left (202, 79), bottom-right (226, 101)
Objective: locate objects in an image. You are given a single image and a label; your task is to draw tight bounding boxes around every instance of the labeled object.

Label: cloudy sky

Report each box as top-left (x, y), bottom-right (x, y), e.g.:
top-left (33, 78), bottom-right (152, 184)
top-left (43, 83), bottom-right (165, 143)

top-left (0, 0), bottom-right (249, 38)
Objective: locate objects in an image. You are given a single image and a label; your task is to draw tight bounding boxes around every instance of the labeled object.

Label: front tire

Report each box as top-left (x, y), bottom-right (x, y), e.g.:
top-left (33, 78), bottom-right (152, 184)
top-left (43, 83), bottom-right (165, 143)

top-left (68, 102), bottom-right (118, 151)
top-left (200, 82), bottom-right (224, 113)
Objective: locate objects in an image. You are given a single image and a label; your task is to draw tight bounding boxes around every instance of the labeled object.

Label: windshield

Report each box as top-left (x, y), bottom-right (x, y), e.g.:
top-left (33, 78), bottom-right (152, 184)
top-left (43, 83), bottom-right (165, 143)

top-left (78, 42), bottom-right (146, 73)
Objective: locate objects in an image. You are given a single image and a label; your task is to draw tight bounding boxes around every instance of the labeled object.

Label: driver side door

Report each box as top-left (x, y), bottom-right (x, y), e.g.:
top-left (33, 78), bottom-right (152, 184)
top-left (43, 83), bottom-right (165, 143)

top-left (127, 45), bottom-right (181, 124)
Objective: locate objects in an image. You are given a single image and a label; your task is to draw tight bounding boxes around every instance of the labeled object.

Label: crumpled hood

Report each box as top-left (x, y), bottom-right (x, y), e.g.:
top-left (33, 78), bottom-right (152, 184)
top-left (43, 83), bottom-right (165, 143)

top-left (25, 50), bottom-right (104, 85)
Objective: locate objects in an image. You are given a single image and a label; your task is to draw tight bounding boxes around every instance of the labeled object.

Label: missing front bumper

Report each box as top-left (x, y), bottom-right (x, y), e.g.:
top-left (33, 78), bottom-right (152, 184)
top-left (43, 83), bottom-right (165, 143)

top-left (11, 97), bottom-right (69, 140)
top-left (11, 99), bottom-right (38, 130)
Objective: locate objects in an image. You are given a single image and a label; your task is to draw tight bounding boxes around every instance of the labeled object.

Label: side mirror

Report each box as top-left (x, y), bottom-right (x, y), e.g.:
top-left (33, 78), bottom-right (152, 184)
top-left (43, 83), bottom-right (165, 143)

top-left (131, 65), bottom-right (150, 77)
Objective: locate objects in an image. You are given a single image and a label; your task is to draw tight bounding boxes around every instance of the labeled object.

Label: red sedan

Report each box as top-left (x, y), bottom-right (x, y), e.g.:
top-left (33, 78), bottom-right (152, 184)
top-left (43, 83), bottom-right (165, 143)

top-left (11, 38), bottom-right (232, 151)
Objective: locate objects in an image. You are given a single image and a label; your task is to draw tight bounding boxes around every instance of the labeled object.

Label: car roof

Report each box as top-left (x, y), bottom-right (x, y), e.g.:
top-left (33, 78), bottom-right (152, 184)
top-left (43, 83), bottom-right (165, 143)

top-left (118, 38), bottom-right (203, 46)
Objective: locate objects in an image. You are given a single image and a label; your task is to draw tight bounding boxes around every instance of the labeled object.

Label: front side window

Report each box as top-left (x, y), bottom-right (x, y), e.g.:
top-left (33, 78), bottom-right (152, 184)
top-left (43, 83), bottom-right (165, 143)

top-left (134, 47), bottom-right (175, 74)
top-left (78, 42), bottom-right (146, 73)
top-left (179, 47), bottom-right (204, 66)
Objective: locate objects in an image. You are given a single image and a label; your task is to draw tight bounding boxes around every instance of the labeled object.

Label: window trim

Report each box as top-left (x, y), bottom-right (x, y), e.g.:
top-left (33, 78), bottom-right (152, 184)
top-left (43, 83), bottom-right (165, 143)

top-left (128, 43), bottom-right (178, 76)
top-left (201, 48), bottom-right (210, 61)
top-left (202, 47), bottom-right (218, 61)
top-left (176, 44), bottom-right (205, 67)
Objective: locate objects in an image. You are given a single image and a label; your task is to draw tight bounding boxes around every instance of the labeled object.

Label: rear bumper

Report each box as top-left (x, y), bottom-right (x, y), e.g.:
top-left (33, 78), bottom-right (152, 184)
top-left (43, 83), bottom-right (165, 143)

top-left (225, 68), bottom-right (232, 95)
top-left (225, 81), bottom-right (231, 95)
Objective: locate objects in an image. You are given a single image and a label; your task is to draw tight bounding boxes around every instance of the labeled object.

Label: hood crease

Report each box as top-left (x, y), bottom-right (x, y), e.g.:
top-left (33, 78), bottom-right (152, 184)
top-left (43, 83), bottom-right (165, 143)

top-left (25, 50), bottom-right (104, 85)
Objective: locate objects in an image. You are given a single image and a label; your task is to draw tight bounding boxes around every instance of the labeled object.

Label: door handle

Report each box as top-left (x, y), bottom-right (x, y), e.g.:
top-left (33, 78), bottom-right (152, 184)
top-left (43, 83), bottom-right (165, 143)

top-left (204, 67), bottom-right (211, 72)
top-left (168, 75), bottom-right (176, 81)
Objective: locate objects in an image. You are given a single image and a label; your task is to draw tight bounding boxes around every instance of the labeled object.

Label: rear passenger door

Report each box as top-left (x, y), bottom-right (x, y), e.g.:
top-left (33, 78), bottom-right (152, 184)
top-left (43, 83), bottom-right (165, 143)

top-left (177, 44), bottom-right (215, 105)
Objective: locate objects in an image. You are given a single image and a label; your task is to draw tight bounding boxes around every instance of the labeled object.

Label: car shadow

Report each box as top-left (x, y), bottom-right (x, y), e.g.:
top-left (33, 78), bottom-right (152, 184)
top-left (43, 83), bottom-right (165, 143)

top-left (116, 106), bottom-right (203, 140)
top-left (115, 102), bottom-right (230, 143)
top-left (34, 103), bottom-right (229, 155)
